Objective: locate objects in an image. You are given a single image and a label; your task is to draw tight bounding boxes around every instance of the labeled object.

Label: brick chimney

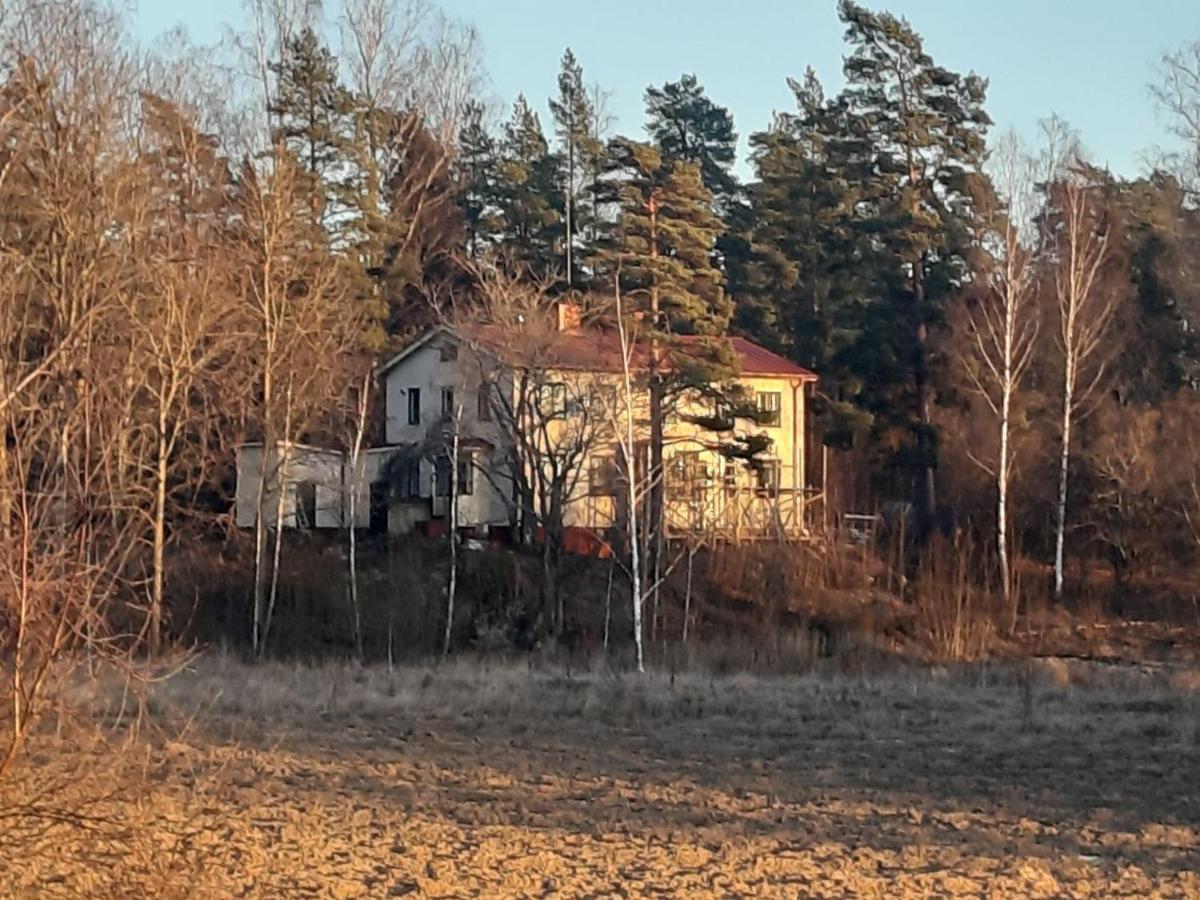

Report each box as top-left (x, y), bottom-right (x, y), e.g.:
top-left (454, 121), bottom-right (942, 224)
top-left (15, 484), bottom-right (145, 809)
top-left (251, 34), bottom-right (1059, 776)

top-left (556, 300), bottom-right (582, 332)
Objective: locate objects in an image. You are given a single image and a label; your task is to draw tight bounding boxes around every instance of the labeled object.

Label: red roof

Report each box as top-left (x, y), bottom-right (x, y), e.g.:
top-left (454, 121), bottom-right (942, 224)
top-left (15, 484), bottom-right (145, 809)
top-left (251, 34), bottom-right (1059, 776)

top-left (683, 335), bottom-right (817, 379)
top-left (460, 325), bottom-right (816, 381)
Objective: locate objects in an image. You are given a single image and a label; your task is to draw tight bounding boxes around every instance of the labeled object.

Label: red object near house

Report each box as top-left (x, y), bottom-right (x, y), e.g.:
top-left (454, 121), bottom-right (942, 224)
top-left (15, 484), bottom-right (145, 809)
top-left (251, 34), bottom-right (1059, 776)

top-left (562, 526), bottom-right (613, 559)
top-left (422, 519), bottom-right (447, 539)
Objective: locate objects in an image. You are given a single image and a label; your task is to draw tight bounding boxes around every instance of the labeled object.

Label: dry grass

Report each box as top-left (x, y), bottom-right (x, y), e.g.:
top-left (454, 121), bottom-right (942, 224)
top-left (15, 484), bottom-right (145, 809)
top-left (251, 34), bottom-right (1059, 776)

top-left (4, 654), bottom-right (1200, 897)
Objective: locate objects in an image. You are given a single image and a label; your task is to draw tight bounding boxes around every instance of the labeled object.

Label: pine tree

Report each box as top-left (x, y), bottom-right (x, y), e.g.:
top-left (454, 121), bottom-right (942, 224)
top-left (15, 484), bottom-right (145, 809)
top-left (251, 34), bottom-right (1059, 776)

top-left (549, 48), bottom-right (602, 287)
top-left (1113, 173), bottom-right (1200, 401)
top-left (836, 0), bottom-right (991, 526)
top-left (268, 26), bottom-right (356, 234)
top-left (601, 138), bottom-right (729, 336)
top-left (457, 100), bottom-right (502, 260)
top-left (496, 94), bottom-right (562, 278)
top-left (644, 73), bottom-right (739, 212)
top-left (731, 68), bottom-right (873, 448)
top-left (599, 137), bottom-right (762, 609)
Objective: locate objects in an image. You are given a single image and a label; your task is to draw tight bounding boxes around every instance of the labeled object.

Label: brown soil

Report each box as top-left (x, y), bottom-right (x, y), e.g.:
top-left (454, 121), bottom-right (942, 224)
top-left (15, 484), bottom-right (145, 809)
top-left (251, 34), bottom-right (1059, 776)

top-left (3, 660), bottom-right (1199, 897)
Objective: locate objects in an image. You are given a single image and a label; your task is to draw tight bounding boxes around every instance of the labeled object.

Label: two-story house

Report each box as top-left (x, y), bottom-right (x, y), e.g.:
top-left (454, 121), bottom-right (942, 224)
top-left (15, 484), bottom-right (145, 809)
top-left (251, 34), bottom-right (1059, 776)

top-left (235, 302), bottom-right (818, 541)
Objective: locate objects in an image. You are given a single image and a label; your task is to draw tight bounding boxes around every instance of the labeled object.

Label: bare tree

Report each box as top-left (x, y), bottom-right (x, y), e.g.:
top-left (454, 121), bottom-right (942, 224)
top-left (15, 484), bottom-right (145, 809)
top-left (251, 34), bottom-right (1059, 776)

top-left (958, 130), bottom-right (1039, 623)
top-left (461, 268), bottom-right (613, 636)
top-left (442, 399), bottom-right (462, 657)
top-left (1152, 40), bottom-right (1200, 196)
top-left (0, 0), bottom-right (145, 775)
top-left (232, 149), bottom-right (361, 654)
top-left (1043, 148), bottom-right (1120, 601)
top-left (610, 277), bottom-right (646, 672)
top-left (345, 369), bottom-right (372, 661)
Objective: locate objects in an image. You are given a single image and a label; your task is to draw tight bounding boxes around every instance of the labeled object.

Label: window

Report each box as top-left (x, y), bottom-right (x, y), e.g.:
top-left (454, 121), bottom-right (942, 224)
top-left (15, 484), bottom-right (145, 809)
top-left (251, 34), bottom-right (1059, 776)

top-left (477, 388), bottom-right (492, 421)
top-left (591, 384), bottom-right (619, 418)
top-left (589, 455), bottom-right (619, 497)
top-left (723, 464), bottom-right (739, 495)
top-left (368, 482), bottom-right (389, 534)
top-left (398, 458), bottom-right (422, 499)
top-left (407, 388), bottom-right (421, 425)
top-left (538, 382), bottom-right (567, 419)
top-left (756, 459), bottom-right (781, 497)
top-left (459, 450), bottom-right (475, 496)
top-left (293, 481), bottom-right (317, 528)
top-left (668, 451), bottom-right (708, 500)
top-left (435, 451), bottom-right (474, 497)
top-left (756, 391), bottom-right (782, 427)
top-left (439, 342), bottom-right (458, 361)
top-left (441, 387), bottom-right (456, 417)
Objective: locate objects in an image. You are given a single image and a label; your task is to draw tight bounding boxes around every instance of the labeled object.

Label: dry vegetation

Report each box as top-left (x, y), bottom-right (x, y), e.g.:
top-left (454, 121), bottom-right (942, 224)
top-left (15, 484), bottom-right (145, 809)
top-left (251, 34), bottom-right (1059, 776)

top-left (3, 655), bottom-right (1198, 897)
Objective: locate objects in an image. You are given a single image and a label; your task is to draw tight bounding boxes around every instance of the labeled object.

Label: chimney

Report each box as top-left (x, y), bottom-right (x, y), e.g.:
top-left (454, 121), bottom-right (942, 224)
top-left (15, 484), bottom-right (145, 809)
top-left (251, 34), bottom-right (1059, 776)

top-left (556, 300), bottom-right (582, 332)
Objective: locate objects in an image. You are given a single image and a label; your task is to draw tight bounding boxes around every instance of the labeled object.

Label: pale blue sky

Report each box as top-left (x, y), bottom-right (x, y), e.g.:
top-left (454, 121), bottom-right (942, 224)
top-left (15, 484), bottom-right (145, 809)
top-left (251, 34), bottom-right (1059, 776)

top-left (133, 0), bottom-right (1200, 179)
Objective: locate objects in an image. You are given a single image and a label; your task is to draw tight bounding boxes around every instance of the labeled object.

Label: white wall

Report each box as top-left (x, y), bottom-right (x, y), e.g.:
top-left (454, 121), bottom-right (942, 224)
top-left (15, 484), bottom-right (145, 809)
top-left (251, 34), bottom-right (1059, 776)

top-left (235, 443), bottom-right (346, 529)
top-left (382, 331), bottom-right (512, 530)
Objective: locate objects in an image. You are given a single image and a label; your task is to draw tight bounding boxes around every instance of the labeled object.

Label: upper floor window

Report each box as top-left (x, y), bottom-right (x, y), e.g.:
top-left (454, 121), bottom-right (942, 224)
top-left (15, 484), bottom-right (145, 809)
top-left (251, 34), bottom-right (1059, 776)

top-left (407, 388), bottom-right (421, 425)
top-left (441, 387), bottom-right (456, 418)
top-left (589, 455), bottom-right (619, 497)
top-left (538, 382), bottom-right (567, 419)
top-left (756, 391), bottom-right (782, 427)
top-left (439, 342), bottom-right (458, 361)
top-left (477, 387), bottom-right (492, 421)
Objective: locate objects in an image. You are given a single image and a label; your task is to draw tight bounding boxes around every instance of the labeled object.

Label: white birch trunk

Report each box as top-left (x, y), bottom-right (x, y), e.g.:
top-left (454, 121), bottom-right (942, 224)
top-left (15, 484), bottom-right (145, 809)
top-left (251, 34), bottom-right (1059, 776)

top-left (443, 402), bottom-right (462, 658)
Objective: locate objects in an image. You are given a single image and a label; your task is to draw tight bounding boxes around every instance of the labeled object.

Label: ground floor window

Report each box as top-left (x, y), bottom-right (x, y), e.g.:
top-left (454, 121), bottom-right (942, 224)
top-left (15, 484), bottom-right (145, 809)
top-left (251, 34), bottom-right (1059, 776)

top-left (293, 481), bottom-right (317, 527)
top-left (755, 459), bottom-right (781, 497)
top-left (368, 482), bottom-right (388, 534)
top-left (436, 450), bottom-right (475, 497)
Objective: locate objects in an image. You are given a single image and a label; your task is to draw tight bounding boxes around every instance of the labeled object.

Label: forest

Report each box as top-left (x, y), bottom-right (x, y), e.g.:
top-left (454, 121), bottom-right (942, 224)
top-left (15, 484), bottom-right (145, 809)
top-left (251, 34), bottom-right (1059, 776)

top-left (4, 0), bottom-right (1200, 771)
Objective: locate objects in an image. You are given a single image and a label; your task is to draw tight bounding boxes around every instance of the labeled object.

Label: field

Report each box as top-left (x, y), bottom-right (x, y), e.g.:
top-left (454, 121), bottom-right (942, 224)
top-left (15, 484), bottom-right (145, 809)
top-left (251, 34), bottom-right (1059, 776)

top-left (3, 656), bottom-right (1199, 898)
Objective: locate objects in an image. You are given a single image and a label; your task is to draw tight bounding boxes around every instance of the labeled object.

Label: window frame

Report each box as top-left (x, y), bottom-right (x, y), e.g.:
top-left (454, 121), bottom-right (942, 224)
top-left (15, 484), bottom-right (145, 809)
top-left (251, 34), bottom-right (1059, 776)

top-left (756, 391), bottom-right (782, 427)
top-left (538, 382), bottom-right (567, 420)
top-left (406, 387), bottom-right (421, 425)
top-left (588, 454), bottom-right (619, 497)
top-left (755, 459), bottom-right (781, 497)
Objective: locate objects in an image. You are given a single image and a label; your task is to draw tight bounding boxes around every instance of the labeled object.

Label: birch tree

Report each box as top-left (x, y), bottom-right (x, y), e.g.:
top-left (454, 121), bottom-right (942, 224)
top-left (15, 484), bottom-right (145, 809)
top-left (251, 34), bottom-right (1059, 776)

top-left (1043, 150), bottom-right (1120, 601)
top-left (957, 130), bottom-right (1038, 622)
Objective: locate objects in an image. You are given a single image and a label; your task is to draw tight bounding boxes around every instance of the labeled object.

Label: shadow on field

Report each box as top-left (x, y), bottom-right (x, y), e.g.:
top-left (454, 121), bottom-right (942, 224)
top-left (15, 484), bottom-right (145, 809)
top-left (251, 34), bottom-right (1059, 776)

top-left (151, 658), bottom-right (1200, 880)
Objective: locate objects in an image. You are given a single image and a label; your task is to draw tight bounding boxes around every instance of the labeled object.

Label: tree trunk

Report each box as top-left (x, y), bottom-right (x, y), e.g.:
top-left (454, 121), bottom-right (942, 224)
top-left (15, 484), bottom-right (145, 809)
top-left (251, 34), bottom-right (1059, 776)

top-left (1054, 365), bottom-right (1075, 602)
top-left (912, 252), bottom-right (937, 536)
top-left (347, 374), bottom-right (370, 662)
top-left (150, 427), bottom-right (169, 657)
top-left (998, 376), bottom-right (1013, 630)
top-left (647, 198), bottom-right (665, 633)
top-left (443, 405), bottom-right (461, 658)
top-left (603, 559), bottom-right (613, 653)
top-left (682, 541), bottom-right (696, 644)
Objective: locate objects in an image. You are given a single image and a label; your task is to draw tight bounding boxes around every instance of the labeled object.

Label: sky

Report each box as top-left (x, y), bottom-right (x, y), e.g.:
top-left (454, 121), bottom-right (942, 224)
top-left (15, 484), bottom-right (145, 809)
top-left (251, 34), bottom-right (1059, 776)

top-left (133, 0), bottom-right (1200, 180)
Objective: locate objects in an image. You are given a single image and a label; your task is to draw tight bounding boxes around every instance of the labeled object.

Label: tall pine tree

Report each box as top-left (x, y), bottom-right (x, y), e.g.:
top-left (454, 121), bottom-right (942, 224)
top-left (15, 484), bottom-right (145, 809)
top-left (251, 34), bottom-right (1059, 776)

top-left (457, 100), bottom-right (502, 260)
top-left (496, 94), bottom-right (562, 278)
top-left (269, 26), bottom-right (356, 235)
top-left (731, 68), bottom-right (873, 448)
top-left (644, 73), bottom-right (739, 213)
top-left (549, 48), bottom-right (602, 287)
top-left (836, 0), bottom-right (990, 524)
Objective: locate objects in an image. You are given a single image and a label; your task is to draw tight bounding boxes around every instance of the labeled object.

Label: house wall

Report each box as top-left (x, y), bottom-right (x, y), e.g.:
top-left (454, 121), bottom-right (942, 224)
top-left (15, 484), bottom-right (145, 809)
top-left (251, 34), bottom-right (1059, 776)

top-left (381, 332), bottom-right (512, 531)
top-left (377, 329), bottom-right (814, 538)
top-left (235, 443), bottom-right (346, 529)
top-left (553, 373), bottom-right (811, 536)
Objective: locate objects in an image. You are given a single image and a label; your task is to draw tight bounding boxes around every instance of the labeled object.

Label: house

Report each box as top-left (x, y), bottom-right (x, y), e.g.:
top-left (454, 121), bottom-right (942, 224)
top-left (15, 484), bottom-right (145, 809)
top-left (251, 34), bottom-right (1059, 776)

top-left (235, 302), bottom-right (819, 542)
